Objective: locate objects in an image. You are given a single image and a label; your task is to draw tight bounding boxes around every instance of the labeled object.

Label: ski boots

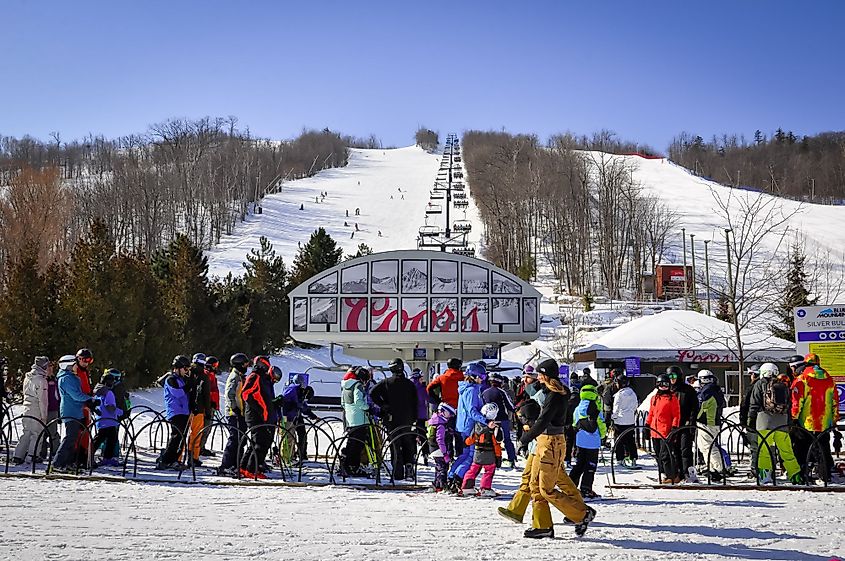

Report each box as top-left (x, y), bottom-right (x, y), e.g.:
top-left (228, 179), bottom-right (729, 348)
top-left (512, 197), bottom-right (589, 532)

top-left (524, 527), bottom-right (554, 539)
top-left (574, 506), bottom-right (597, 537)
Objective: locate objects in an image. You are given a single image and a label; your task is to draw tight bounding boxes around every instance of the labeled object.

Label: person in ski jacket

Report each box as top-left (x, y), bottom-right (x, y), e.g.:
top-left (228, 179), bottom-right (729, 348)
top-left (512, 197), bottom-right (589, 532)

top-left (668, 365), bottom-right (698, 480)
top-left (695, 370), bottom-right (726, 480)
top-left (13, 357), bottom-right (50, 464)
top-left (340, 366), bottom-right (372, 477)
top-left (199, 356), bottom-right (221, 456)
top-left (73, 348), bottom-right (94, 467)
top-left (792, 353), bottom-right (839, 482)
top-left (447, 362), bottom-right (489, 489)
top-left (370, 358), bottom-right (418, 480)
top-left (514, 367), bottom-right (541, 451)
top-left (749, 363), bottom-right (801, 484)
top-left (601, 369), bottom-right (619, 430)
top-left (410, 369), bottom-right (430, 462)
top-left (239, 356), bottom-right (278, 478)
top-left (569, 381), bottom-right (607, 498)
top-left (460, 402), bottom-right (503, 496)
top-left (611, 373), bottom-right (639, 468)
top-left (53, 355), bottom-right (95, 471)
top-left (41, 363), bottom-right (61, 461)
top-left (739, 365), bottom-right (762, 476)
top-left (564, 376), bottom-right (582, 465)
top-left (483, 372), bottom-right (516, 466)
top-left (519, 359), bottom-right (593, 539)
top-left (277, 373), bottom-right (318, 463)
top-left (426, 358), bottom-right (464, 408)
top-left (219, 353), bottom-right (249, 476)
top-left (648, 374), bottom-right (681, 483)
top-left (156, 355), bottom-right (192, 469)
top-left (427, 402), bottom-right (455, 491)
top-left (184, 357), bottom-right (211, 466)
top-left (92, 372), bottom-right (123, 466)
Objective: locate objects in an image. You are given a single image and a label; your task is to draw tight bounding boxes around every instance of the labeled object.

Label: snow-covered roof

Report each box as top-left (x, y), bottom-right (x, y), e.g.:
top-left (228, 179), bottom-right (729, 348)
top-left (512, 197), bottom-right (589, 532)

top-left (573, 310), bottom-right (795, 363)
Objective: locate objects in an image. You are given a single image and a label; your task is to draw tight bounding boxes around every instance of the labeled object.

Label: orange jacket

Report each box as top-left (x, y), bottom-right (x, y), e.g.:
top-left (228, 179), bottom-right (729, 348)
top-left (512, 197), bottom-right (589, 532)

top-left (427, 368), bottom-right (464, 408)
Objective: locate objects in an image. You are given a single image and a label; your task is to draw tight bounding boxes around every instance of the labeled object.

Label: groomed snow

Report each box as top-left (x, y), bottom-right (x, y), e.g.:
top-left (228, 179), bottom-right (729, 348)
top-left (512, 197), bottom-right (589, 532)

top-left (0, 475), bottom-right (840, 560)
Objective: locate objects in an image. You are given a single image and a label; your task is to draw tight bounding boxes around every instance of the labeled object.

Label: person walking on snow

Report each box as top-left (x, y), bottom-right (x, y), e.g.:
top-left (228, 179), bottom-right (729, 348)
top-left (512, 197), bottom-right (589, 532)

top-left (13, 356), bottom-right (50, 465)
top-left (611, 373), bottom-right (639, 469)
top-left (695, 370), bottom-right (726, 481)
top-left (519, 358), bottom-right (594, 538)
top-left (569, 379), bottom-right (606, 499)
top-left (749, 363), bottom-right (802, 484)
top-left (459, 402), bottom-right (503, 497)
top-left (483, 372), bottom-right (517, 467)
top-left (218, 353), bottom-right (249, 477)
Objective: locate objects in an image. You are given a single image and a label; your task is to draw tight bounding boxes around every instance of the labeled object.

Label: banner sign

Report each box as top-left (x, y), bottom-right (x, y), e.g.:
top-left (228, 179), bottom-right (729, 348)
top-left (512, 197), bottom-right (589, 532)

top-left (558, 364), bottom-right (570, 387)
top-left (625, 356), bottom-right (641, 377)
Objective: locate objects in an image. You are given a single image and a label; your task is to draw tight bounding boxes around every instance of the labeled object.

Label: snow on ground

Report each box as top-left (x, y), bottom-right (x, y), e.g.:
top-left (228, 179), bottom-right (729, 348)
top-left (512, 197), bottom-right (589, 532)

top-left (0, 472), bottom-right (841, 561)
top-left (206, 146), bottom-right (484, 279)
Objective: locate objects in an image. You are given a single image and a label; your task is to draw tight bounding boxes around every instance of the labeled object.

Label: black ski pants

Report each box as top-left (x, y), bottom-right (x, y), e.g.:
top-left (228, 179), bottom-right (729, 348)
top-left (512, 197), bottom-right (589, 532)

top-left (614, 424), bottom-right (638, 461)
top-left (569, 447), bottom-right (599, 493)
top-left (158, 414), bottom-right (190, 466)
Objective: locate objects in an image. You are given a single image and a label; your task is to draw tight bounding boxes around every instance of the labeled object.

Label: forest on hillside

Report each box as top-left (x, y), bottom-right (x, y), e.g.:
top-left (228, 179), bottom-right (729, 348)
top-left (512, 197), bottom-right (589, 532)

top-left (668, 129), bottom-right (845, 203)
top-left (0, 118), bottom-right (350, 269)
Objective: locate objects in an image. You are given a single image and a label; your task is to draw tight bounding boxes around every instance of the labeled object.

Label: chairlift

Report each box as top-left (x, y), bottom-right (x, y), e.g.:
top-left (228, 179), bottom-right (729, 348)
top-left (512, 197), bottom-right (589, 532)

top-left (430, 190), bottom-right (444, 200)
top-left (451, 245), bottom-right (476, 257)
top-left (453, 172), bottom-right (464, 179)
top-left (453, 199), bottom-right (469, 209)
top-left (452, 183), bottom-right (464, 191)
top-left (426, 203), bottom-right (443, 215)
top-left (453, 191), bottom-right (467, 200)
top-left (419, 225), bottom-right (442, 237)
top-left (453, 220), bottom-right (472, 233)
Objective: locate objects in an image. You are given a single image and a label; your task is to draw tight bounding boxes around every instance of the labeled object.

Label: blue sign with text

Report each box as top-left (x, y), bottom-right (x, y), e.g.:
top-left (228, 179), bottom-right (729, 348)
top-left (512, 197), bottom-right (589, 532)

top-left (625, 357), bottom-right (641, 377)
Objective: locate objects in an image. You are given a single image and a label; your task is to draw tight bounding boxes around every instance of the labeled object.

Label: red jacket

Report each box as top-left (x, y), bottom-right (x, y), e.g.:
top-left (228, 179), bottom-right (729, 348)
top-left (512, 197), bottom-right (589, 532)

top-left (206, 370), bottom-right (220, 410)
top-left (648, 390), bottom-right (680, 439)
top-left (427, 368), bottom-right (465, 408)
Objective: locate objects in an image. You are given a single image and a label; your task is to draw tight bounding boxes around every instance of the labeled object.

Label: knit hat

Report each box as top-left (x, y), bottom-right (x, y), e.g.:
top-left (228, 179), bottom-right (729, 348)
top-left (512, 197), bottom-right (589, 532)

top-left (536, 358), bottom-right (560, 379)
top-left (33, 356), bottom-right (50, 370)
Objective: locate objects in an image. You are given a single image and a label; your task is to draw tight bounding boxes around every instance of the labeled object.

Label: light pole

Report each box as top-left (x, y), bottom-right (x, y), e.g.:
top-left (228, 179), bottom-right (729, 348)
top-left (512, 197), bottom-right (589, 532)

top-left (703, 239), bottom-right (712, 315)
top-left (681, 227), bottom-right (688, 310)
top-left (724, 228), bottom-right (734, 317)
top-left (690, 233), bottom-right (697, 309)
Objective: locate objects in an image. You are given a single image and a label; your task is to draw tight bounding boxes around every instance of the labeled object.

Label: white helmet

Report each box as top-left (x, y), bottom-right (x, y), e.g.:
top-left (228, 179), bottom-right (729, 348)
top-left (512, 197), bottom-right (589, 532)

top-left (481, 402), bottom-right (499, 421)
top-left (759, 363), bottom-right (779, 378)
top-left (697, 369), bottom-right (716, 384)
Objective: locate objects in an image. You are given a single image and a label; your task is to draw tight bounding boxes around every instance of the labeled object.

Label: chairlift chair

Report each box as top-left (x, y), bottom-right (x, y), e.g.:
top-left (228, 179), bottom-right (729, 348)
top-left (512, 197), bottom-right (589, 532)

top-left (430, 190), bottom-right (444, 200)
top-left (426, 203), bottom-right (443, 215)
top-left (453, 199), bottom-right (469, 209)
top-left (419, 225), bottom-right (442, 237)
top-left (451, 245), bottom-right (476, 257)
top-left (453, 220), bottom-right (472, 233)
top-left (453, 191), bottom-right (467, 200)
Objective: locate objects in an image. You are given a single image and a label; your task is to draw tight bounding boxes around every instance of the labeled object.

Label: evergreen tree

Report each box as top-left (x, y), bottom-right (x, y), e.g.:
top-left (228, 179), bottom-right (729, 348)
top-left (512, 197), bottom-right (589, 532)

top-left (770, 240), bottom-right (816, 341)
top-left (152, 234), bottom-right (215, 351)
top-left (347, 243), bottom-right (373, 260)
top-left (289, 227), bottom-right (343, 287)
top-left (715, 291), bottom-right (733, 323)
top-left (0, 246), bottom-right (60, 391)
top-left (242, 236), bottom-right (289, 353)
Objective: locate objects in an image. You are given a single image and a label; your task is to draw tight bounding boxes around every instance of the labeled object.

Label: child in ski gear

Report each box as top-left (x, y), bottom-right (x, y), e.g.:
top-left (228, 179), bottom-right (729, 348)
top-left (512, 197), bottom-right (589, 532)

top-left (695, 370), bottom-right (726, 481)
top-left (340, 366), bottom-right (371, 477)
top-left (460, 402), bottom-right (503, 496)
top-left (156, 355), bottom-right (191, 470)
top-left (278, 372), bottom-right (318, 463)
top-left (648, 374), bottom-right (681, 483)
top-left (520, 359), bottom-right (593, 539)
top-left (13, 356), bottom-right (50, 465)
top-left (92, 372), bottom-right (124, 466)
top-left (427, 402), bottom-right (455, 491)
top-left (570, 380), bottom-right (607, 498)
top-left (483, 372), bottom-right (517, 467)
top-left (611, 373), bottom-right (639, 469)
top-left (53, 355), bottom-right (95, 471)
top-left (219, 353), bottom-right (248, 476)
top-left (792, 353), bottom-right (839, 482)
top-left (749, 363), bottom-right (802, 484)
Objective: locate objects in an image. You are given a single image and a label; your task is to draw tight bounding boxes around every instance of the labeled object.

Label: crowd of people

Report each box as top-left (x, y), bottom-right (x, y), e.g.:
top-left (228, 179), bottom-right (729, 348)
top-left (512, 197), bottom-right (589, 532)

top-left (3, 346), bottom-right (841, 540)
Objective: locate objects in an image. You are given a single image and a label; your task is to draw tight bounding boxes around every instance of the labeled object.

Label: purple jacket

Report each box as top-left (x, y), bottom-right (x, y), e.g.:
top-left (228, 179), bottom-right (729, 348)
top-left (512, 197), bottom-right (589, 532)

top-left (94, 387), bottom-right (123, 429)
top-left (47, 377), bottom-right (60, 413)
top-left (413, 379), bottom-right (428, 420)
top-left (426, 412), bottom-right (450, 457)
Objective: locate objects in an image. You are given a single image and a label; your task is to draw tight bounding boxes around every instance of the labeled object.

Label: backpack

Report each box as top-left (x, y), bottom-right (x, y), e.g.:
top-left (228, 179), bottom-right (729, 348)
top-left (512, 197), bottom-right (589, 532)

top-left (763, 377), bottom-right (790, 415)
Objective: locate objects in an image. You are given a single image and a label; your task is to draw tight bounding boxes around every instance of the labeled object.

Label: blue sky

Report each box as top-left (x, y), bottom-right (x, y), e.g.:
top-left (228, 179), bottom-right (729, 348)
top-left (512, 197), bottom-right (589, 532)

top-left (2, 0), bottom-right (843, 151)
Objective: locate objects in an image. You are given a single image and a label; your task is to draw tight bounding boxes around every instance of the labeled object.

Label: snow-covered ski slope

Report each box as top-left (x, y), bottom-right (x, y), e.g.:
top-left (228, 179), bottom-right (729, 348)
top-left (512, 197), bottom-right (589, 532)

top-left (206, 146), bottom-right (484, 278)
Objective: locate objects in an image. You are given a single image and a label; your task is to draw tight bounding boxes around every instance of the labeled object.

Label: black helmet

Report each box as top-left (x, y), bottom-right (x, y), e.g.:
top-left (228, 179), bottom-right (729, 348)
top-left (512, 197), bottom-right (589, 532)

top-left (788, 354), bottom-right (805, 369)
top-left (516, 399), bottom-right (541, 425)
top-left (447, 357), bottom-right (463, 370)
top-left (656, 373), bottom-right (672, 389)
top-left (172, 355), bottom-right (191, 369)
top-left (354, 366), bottom-right (371, 382)
top-left (387, 357), bottom-right (405, 374)
top-left (205, 356), bottom-right (220, 370)
top-left (271, 365), bottom-right (283, 382)
top-left (76, 348), bottom-right (93, 360)
top-left (615, 372), bottom-right (629, 387)
top-left (230, 353), bottom-right (250, 372)
top-left (666, 365), bottom-right (684, 380)
top-left (253, 356), bottom-right (272, 375)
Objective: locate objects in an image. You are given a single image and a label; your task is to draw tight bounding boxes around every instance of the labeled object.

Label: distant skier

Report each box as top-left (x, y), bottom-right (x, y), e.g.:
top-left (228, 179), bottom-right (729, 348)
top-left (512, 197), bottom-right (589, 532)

top-left (355, 223), bottom-right (359, 231)
top-left (355, 207), bottom-right (360, 216)
top-left (378, 230), bottom-right (382, 237)
top-left (346, 209), bottom-right (349, 217)
top-left (299, 204), bottom-right (304, 211)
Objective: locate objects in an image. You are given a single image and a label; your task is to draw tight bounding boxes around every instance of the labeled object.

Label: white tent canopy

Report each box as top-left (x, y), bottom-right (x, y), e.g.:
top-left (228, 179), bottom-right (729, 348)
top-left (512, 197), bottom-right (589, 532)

top-left (573, 310), bottom-right (796, 363)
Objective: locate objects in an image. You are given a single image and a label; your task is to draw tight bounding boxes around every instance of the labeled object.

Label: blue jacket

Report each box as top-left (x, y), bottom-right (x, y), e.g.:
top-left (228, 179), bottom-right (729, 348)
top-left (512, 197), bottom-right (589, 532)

top-left (163, 373), bottom-right (190, 419)
top-left (456, 380), bottom-right (486, 435)
top-left (57, 368), bottom-right (90, 420)
top-left (572, 384), bottom-right (607, 450)
top-left (281, 384), bottom-right (313, 422)
top-left (94, 386), bottom-right (123, 429)
top-left (341, 373), bottom-right (369, 427)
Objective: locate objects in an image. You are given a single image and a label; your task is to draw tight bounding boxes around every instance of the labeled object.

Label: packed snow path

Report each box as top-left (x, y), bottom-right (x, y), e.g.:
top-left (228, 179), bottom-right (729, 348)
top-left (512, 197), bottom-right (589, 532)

top-left (0, 475), bottom-right (839, 560)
